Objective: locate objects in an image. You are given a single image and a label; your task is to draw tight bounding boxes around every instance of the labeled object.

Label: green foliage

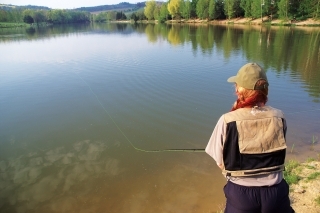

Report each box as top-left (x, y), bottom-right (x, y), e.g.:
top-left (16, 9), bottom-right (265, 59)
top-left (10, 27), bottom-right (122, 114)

top-left (74, 2), bottom-right (145, 13)
top-left (284, 160), bottom-right (301, 185)
top-left (0, 22), bottom-right (26, 28)
top-left (23, 14), bottom-right (34, 24)
top-left (240, 0), bottom-right (251, 18)
top-left (46, 10), bottom-right (90, 24)
top-left (94, 12), bottom-right (107, 22)
top-left (1, 0), bottom-right (320, 23)
top-left (107, 11), bottom-right (116, 21)
top-left (208, 0), bottom-right (215, 20)
top-left (223, 0), bottom-right (242, 19)
top-left (158, 3), bottom-right (169, 23)
top-left (190, 0), bottom-right (199, 18)
top-left (233, 0), bottom-right (243, 18)
top-left (33, 10), bottom-right (46, 25)
top-left (316, 196), bottom-right (320, 206)
top-left (168, 0), bottom-right (181, 19)
top-left (307, 157), bottom-right (316, 162)
top-left (136, 10), bottom-right (147, 21)
top-left (310, 0), bottom-right (320, 19)
top-left (196, 0), bottom-right (209, 19)
top-left (278, 0), bottom-right (289, 20)
top-left (251, 0), bottom-right (262, 19)
top-left (180, 0), bottom-right (192, 19)
top-left (116, 11), bottom-right (127, 20)
top-left (130, 12), bottom-right (139, 22)
top-left (144, 0), bottom-right (157, 20)
top-left (307, 172), bottom-right (320, 181)
top-left (215, 0), bottom-right (226, 19)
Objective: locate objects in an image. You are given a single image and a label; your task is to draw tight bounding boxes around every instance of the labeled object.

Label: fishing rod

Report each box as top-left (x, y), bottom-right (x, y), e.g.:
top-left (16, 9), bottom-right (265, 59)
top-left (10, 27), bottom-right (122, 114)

top-left (77, 74), bottom-right (205, 153)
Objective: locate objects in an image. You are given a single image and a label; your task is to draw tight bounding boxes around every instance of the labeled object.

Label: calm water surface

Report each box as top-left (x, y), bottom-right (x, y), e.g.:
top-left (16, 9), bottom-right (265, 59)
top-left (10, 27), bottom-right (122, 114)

top-left (0, 23), bottom-right (320, 213)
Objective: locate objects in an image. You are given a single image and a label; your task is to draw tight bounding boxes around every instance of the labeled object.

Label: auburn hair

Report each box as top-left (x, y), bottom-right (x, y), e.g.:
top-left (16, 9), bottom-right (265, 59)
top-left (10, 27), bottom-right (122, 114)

top-left (231, 80), bottom-right (268, 111)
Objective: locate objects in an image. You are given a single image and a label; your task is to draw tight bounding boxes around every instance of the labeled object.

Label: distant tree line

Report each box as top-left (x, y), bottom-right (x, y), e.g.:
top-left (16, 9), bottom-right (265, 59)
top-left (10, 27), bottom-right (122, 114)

top-left (77, 2), bottom-right (145, 13)
top-left (93, 11), bottom-right (128, 22)
top-left (142, 0), bottom-right (320, 23)
top-left (2, 0), bottom-right (319, 25)
top-left (0, 8), bottom-right (91, 25)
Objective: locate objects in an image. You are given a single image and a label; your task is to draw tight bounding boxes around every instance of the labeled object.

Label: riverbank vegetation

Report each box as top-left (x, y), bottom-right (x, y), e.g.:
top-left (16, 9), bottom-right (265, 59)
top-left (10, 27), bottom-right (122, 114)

top-left (1, 1), bottom-right (320, 28)
top-left (0, 7), bottom-right (91, 27)
top-left (285, 158), bottom-right (320, 212)
top-left (140, 0), bottom-right (320, 24)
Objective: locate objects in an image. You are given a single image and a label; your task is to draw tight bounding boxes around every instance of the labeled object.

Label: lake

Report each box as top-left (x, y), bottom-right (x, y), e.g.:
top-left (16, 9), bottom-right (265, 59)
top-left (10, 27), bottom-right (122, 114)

top-left (0, 23), bottom-right (319, 213)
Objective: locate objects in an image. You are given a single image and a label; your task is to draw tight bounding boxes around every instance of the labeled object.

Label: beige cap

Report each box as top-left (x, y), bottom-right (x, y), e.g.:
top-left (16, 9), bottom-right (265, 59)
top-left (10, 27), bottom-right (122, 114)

top-left (227, 63), bottom-right (269, 90)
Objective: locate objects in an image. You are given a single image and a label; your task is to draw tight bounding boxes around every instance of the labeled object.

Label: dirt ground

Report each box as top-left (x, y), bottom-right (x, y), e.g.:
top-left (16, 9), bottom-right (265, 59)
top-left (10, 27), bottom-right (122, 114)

top-left (220, 17), bottom-right (320, 26)
top-left (289, 160), bottom-right (320, 213)
top-left (181, 17), bottom-right (320, 27)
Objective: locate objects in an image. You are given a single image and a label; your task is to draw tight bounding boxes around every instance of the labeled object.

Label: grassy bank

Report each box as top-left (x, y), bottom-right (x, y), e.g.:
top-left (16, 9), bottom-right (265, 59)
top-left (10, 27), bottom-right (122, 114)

top-left (285, 158), bottom-right (320, 212)
top-left (168, 17), bottom-right (320, 27)
top-left (0, 22), bottom-right (28, 28)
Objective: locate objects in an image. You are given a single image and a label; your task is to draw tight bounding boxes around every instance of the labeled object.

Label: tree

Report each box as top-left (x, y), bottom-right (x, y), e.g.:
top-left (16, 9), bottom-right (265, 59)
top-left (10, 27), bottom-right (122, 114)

top-left (196, 0), bottom-right (209, 19)
top-left (278, 0), bottom-right (289, 20)
top-left (215, 0), bottom-right (226, 19)
top-left (184, 0), bottom-right (192, 19)
top-left (190, 0), bottom-right (199, 18)
top-left (153, 5), bottom-right (161, 20)
top-left (94, 12), bottom-right (107, 22)
top-left (33, 10), bottom-right (47, 25)
top-left (240, 0), bottom-right (252, 18)
top-left (224, 0), bottom-right (236, 19)
top-left (208, 0), bottom-right (216, 20)
top-left (130, 12), bottom-right (139, 22)
top-left (168, 0), bottom-right (181, 19)
top-left (107, 11), bottom-right (117, 21)
top-left (309, 0), bottom-right (320, 19)
top-left (251, 0), bottom-right (262, 19)
top-left (265, 0), bottom-right (277, 20)
top-left (144, 0), bottom-right (157, 20)
top-left (158, 2), bottom-right (170, 22)
top-left (136, 10), bottom-right (147, 20)
top-left (179, 0), bottom-right (191, 19)
top-left (23, 14), bottom-right (34, 24)
top-left (116, 11), bottom-right (127, 20)
top-left (23, 9), bottom-right (34, 24)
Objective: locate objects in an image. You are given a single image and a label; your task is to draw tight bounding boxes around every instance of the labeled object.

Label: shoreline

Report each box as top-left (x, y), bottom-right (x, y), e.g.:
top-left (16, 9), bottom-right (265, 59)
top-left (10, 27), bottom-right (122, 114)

top-left (286, 159), bottom-right (320, 213)
top-left (168, 17), bottom-right (320, 27)
top-left (2, 17), bottom-right (320, 29)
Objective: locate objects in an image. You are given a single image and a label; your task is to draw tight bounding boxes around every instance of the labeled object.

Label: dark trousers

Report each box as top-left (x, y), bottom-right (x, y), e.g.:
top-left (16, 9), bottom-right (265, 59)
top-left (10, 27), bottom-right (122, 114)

top-left (223, 179), bottom-right (295, 213)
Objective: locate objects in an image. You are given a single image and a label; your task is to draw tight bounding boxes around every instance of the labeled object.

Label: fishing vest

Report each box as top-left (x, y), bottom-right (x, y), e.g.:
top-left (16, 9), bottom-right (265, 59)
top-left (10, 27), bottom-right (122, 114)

top-left (222, 106), bottom-right (287, 177)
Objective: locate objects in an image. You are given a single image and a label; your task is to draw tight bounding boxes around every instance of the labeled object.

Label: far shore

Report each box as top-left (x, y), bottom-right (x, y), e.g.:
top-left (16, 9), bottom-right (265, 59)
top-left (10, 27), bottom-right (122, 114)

top-left (166, 17), bottom-right (320, 27)
top-left (2, 17), bottom-right (320, 29)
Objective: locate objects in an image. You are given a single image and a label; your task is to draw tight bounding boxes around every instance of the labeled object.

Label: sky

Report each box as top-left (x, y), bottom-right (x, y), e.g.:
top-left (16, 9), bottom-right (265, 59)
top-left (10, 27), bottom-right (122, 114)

top-left (1, 0), bottom-right (149, 9)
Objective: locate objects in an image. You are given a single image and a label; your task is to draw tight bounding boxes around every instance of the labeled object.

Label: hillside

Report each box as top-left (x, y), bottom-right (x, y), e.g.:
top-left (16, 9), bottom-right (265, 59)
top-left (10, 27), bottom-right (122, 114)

top-left (0, 2), bottom-right (146, 12)
top-left (75, 2), bottom-right (146, 13)
top-left (0, 4), bottom-right (50, 10)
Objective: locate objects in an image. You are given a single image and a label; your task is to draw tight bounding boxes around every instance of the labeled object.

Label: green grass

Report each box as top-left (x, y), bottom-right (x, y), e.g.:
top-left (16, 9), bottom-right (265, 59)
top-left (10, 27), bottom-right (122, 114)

top-left (0, 22), bottom-right (28, 28)
top-left (284, 160), bottom-right (301, 185)
top-left (307, 172), bottom-right (320, 181)
top-left (315, 196), bottom-right (320, 206)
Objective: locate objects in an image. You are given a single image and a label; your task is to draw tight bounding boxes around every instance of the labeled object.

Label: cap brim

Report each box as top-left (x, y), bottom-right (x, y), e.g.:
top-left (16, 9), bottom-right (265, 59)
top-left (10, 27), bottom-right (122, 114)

top-left (227, 76), bottom-right (237, 83)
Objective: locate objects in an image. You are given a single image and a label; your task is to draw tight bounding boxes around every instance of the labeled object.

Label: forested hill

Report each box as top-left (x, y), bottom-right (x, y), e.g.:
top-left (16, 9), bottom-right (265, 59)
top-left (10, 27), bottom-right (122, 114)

top-left (75, 2), bottom-right (146, 13)
top-left (0, 4), bottom-right (50, 10)
top-left (0, 2), bottom-right (146, 12)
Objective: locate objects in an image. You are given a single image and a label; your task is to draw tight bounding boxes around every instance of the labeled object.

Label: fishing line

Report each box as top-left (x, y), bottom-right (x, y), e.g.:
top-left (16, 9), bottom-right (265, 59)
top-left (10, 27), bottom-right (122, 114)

top-left (77, 73), bottom-right (320, 153)
top-left (77, 74), bottom-right (205, 153)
